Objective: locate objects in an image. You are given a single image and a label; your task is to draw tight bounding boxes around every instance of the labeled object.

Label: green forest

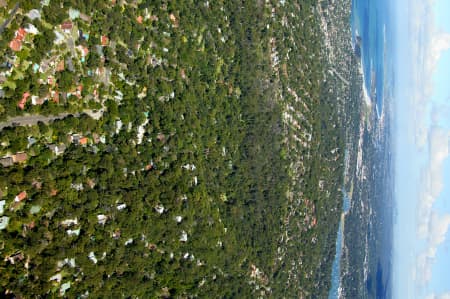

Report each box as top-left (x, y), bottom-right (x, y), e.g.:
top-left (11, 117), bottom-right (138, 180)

top-left (0, 0), bottom-right (353, 297)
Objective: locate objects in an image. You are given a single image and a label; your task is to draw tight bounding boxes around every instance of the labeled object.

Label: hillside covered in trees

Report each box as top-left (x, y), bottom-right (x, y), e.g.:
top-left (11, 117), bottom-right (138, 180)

top-left (0, 0), bottom-right (356, 297)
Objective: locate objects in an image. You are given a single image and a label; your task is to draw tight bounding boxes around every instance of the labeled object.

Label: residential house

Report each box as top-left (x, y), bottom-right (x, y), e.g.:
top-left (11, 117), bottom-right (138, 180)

top-left (179, 231), bottom-right (188, 242)
top-left (0, 216), bottom-right (9, 230)
top-left (0, 157), bottom-right (13, 167)
top-left (31, 96), bottom-right (46, 105)
top-left (32, 63), bottom-right (39, 73)
top-left (97, 214), bottom-right (107, 225)
top-left (101, 35), bottom-right (109, 46)
top-left (92, 133), bottom-right (100, 144)
top-left (9, 28), bottom-right (27, 52)
top-left (39, 60), bottom-right (50, 73)
top-left (47, 76), bottom-right (54, 85)
top-left (54, 30), bottom-right (65, 44)
top-left (32, 180), bottom-right (42, 190)
top-left (18, 92), bottom-right (30, 110)
top-left (61, 218), bottom-right (78, 227)
top-left (169, 13), bottom-right (179, 27)
top-left (14, 191), bottom-right (27, 202)
top-left (71, 183), bottom-right (83, 191)
top-left (24, 24), bottom-right (39, 35)
top-left (76, 84), bottom-right (83, 98)
top-left (155, 204), bottom-right (165, 214)
top-left (56, 60), bottom-right (65, 71)
top-left (15, 28), bottom-right (26, 40)
top-left (68, 134), bottom-right (88, 146)
top-left (48, 143), bottom-right (66, 155)
top-left (79, 13), bottom-right (91, 23)
top-left (27, 136), bottom-right (37, 147)
top-left (61, 21), bottom-right (73, 33)
top-left (51, 91), bottom-right (59, 103)
top-left (95, 67), bottom-right (105, 76)
top-left (5, 251), bottom-right (24, 264)
top-left (9, 40), bottom-right (21, 52)
top-left (86, 178), bottom-right (96, 189)
top-left (12, 152), bottom-right (27, 163)
top-left (112, 229), bottom-right (121, 239)
top-left (88, 252), bottom-right (98, 264)
top-left (0, 200), bottom-right (5, 214)
top-left (78, 137), bottom-right (88, 145)
top-left (27, 9), bottom-right (41, 20)
top-left (68, 134), bottom-right (80, 143)
top-left (68, 8), bottom-right (80, 20)
top-left (77, 45), bottom-right (89, 59)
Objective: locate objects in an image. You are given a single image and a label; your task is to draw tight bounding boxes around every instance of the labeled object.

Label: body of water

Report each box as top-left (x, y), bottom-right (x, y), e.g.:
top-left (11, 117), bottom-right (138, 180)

top-left (328, 0), bottom-right (395, 297)
top-left (328, 190), bottom-right (351, 299)
top-left (351, 0), bottom-right (394, 118)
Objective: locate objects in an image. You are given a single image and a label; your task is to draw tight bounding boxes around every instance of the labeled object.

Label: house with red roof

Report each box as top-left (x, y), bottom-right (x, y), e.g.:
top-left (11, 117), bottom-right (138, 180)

top-left (101, 35), bottom-right (109, 46)
top-left (78, 137), bottom-right (88, 145)
top-left (56, 60), bottom-right (65, 72)
top-left (81, 46), bottom-right (89, 57)
top-left (16, 28), bottom-right (26, 40)
top-left (12, 152), bottom-right (28, 163)
top-left (51, 91), bottom-right (59, 103)
top-left (14, 191), bottom-right (27, 202)
top-left (9, 28), bottom-right (27, 52)
top-left (9, 40), bottom-right (21, 52)
top-left (18, 92), bottom-right (30, 110)
top-left (75, 84), bottom-right (83, 98)
top-left (61, 21), bottom-right (73, 32)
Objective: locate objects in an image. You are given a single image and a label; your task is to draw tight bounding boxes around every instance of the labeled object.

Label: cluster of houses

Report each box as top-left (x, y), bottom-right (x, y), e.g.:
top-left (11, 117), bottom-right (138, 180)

top-left (0, 131), bottom-right (107, 170)
top-left (0, 152), bottom-right (27, 167)
top-left (3, 12), bottom-right (107, 111)
top-left (8, 25), bottom-right (38, 52)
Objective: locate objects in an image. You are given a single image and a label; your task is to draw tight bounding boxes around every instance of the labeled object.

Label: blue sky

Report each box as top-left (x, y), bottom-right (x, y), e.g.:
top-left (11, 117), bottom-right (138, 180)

top-left (394, 0), bottom-right (450, 298)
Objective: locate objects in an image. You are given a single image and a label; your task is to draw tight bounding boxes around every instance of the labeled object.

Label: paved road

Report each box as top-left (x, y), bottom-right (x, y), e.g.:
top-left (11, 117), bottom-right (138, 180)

top-left (0, 109), bottom-right (104, 130)
top-left (0, 2), bottom-right (20, 36)
top-left (329, 68), bottom-right (350, 86)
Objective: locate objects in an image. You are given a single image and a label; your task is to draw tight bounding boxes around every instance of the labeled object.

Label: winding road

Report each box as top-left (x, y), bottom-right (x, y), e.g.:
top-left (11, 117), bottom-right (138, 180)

top-left (0, 109), bottom-right (104, 131)
top-left (0, 2), bottom-right (20, 36)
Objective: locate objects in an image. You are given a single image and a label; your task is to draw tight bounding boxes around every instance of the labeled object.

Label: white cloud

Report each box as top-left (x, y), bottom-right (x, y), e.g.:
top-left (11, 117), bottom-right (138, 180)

top-left (417, 127), bottom-right (449, 237)
top-left (415, 212), bottom-right (450, 285)
top-left (431, 103), bottom-right (450, 125)
top-left (428, 213), bottom-right (450, 247)
top-left (408, 0), bottom-right (450, 150)
top-left (427, 127), bottom-right (448, 197)
top-left (396, 0), bottom-right (450, 293)
top-left (425, 32), bottom-right (450, 82)
top-left (426, 292), bottom-right (450, 299)
top-left (414, 127), bottom-right (450, 288)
